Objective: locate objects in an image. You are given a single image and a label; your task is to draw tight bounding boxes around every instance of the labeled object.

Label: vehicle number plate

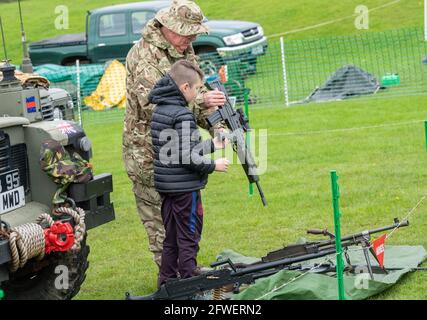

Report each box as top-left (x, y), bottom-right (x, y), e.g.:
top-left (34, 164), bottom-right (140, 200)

top-left (0, 170), bottom-right (25, 214)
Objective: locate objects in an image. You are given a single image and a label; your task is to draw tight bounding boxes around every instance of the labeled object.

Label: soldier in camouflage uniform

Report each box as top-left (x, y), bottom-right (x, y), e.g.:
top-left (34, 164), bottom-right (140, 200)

top-left (123, 0), bottom-right (225, 268)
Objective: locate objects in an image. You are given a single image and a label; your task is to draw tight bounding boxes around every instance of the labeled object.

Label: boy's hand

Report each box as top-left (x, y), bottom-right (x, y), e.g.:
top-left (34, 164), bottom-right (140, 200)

top-left (215, 158), bottom-right (230, 172)
top-left (213, 136), bottom-right (229, 150)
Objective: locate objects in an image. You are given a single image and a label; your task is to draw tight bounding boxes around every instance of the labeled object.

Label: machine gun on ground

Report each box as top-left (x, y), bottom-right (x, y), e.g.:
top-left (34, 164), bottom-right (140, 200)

top-left (205, 79), bottom-right (267, 206)
top-left (126, 219), bottom-right (409, 300)
top-left (262, 218), bottom-right (409, 279)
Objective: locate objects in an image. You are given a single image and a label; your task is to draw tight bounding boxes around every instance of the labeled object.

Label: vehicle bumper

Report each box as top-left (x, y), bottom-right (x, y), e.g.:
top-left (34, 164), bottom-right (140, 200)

top-left (216, 36), bottom-right (268, 59)
top-left (0, 174), bottom-right (115, 282)
top-left (68, 173), bottom-right (115, 230)
top-left (0, 174), bottom-right (115, 263)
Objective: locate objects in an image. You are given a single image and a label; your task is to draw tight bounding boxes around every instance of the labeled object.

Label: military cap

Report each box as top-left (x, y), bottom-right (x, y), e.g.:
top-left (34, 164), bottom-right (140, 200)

top-left (155, 0), bottom-right (209, 36)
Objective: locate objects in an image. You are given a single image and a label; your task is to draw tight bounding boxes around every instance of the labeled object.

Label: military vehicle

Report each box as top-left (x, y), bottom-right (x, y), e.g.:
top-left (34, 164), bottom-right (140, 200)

top-left (3, 73), bottom-right (76, 122)
top-left (14, 0), bottom-right (75, 122)
top-left (0, 54), bottom-right (115, 300)
top-left (39, 87), bottom-right (75, 121)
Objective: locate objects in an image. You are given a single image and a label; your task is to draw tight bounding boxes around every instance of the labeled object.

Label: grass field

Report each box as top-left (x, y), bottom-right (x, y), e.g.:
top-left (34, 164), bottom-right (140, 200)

top-left (78, 94), bottom-right (427, 300)
top-left (0, 0), bottom-right (426, 300)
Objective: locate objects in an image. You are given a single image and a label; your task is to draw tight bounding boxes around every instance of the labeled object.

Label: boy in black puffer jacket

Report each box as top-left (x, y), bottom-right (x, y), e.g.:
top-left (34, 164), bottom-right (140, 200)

top-left (149, 60), bottom-right (229, 286)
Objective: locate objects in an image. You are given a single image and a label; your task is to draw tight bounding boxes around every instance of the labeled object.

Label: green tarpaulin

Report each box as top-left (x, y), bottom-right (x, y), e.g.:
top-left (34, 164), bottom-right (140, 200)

top-left (34, 63), bottom-right (105, 97)
top-left (214, 245), bottom-right (426, 300)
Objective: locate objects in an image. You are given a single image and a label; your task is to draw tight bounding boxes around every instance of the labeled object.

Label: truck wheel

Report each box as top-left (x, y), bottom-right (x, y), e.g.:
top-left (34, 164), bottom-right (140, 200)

top-left (2, 238), bottom-right (89, 300)
top-left (62, 58), bottom-right (90, 66)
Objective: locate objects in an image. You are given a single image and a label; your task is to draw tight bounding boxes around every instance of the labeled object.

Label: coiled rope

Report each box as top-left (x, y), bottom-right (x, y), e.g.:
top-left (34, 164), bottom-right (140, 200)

top-left (52, 206), bottom-right (86, 252)
top-left (0, 205), bottom-right (86, 273)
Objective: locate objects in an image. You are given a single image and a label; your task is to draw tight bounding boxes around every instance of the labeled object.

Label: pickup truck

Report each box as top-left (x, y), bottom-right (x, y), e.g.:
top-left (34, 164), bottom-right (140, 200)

top-left (29, 1), bottom-right (267, 68)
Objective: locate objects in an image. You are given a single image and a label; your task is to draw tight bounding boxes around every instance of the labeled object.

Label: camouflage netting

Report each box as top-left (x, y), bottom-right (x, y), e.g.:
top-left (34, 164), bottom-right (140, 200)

top-left (39, 139), bottom-right (93, 204)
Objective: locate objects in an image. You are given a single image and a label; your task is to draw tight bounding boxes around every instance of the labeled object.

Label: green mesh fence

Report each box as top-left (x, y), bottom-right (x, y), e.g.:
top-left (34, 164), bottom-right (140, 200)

top-left (284, 27), bottom-right (427, 104)
top-left (33, 63), bottom-right (105, 125)
top-left (34, 26), bottom-right (427, 126)
top-left (198, 39), bottom-right (283, 107)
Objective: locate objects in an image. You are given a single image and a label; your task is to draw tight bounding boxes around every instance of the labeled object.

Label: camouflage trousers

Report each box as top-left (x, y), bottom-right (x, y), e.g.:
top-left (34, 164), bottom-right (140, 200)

top-left (133, 182), bottom-right (165, 269)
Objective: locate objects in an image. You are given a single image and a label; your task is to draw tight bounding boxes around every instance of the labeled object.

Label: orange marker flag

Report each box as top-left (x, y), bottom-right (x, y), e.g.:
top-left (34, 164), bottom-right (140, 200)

top-left (372, 234), bottom-right (387, 268)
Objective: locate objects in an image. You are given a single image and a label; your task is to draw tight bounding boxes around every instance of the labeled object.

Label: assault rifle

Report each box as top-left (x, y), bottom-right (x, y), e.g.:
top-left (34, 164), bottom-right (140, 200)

top-left (126, 219), bottom-right (409, 300)
top-left (205, 79), bottom-right (267, 206)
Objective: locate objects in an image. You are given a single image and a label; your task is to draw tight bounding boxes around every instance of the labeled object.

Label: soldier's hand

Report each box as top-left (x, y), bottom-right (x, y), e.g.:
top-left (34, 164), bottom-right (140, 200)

top-left (203, 89), bottom-right (225, 108)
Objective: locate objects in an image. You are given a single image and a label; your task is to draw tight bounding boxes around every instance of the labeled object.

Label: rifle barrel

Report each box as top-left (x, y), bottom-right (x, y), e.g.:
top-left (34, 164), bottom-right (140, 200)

top-left (256, 181), bottom-right (267, 206)
top-left (206, 79), bottom-right (267, 207)
top-left (234, 247), bottom-right (337, 276)
top-left (345, 220), bottom-right (408, 240)
top-left (313, 220), bottom-right (409, 249)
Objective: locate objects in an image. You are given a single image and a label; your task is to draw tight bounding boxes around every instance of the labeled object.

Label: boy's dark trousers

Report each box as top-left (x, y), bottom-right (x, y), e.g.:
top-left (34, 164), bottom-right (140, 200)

top-left (158, 191), bottom-right (203, 286)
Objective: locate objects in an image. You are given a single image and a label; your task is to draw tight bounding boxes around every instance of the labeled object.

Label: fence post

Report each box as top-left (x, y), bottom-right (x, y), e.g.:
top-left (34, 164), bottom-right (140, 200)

top-left (280, 36), bottom-right (290, 107)
top-left (76, 59), bottom-right (82, 127)
top-left (424, 121), bottom-right (427, 151)
top-left (330, 170), bottom-right (346, 300)
top-left (425, 0), bottom-right (427, 41)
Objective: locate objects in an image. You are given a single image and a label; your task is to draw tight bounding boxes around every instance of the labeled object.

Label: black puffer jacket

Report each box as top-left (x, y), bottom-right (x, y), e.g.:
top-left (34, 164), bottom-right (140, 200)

top-left (149, 74), bottom-right (216, 194)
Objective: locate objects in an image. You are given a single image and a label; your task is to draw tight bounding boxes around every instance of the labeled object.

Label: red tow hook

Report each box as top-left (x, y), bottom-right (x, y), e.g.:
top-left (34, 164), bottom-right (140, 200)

top-left (44, 221), bottom-right (75, 254)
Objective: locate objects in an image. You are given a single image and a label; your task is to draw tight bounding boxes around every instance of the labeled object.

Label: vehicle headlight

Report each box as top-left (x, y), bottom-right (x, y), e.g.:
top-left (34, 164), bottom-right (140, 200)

top-left (53, 107), bottom-right (63, 120)
top-left (257, 26), bottom-right (264, 37)
top-left (67, 100), bottom-right (74, 109)
top-left (223, 33), bottom-right (244, 46)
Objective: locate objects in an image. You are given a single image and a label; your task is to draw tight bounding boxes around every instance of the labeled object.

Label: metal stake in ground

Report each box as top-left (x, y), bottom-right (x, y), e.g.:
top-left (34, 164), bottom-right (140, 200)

top-left (424, 121), bottom-right (427, 151)
top-left (330, 170), bottom-right (345, 300)
top-left (76, 59), bottom-right (82, 127)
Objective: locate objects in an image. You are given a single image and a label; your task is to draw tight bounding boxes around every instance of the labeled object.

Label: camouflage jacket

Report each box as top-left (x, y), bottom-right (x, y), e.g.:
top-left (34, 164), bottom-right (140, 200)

top-left (123, 19), bottom-right (215, 193)
top-left (40, 139), bottom-right (93, 204)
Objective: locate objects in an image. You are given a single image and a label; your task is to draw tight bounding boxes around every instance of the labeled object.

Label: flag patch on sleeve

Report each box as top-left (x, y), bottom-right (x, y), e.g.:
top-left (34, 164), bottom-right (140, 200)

top-left (26, 96), bottom-right (37, 113)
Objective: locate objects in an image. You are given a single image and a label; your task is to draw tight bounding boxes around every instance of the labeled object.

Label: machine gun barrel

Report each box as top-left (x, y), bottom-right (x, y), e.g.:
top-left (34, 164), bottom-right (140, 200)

top-left (234, 247), bottom-right (337, 276)
top-left (263, 219), bottom-right (409, 262)
top-left (316, 219), bottom-right (409, 248)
